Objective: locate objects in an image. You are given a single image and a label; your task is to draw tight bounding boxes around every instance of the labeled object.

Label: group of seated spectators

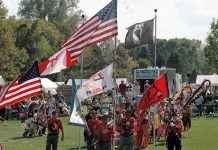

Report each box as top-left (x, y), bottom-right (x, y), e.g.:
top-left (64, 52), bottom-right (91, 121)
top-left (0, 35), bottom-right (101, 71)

top-left (0, 90), bottom-right (70, 137)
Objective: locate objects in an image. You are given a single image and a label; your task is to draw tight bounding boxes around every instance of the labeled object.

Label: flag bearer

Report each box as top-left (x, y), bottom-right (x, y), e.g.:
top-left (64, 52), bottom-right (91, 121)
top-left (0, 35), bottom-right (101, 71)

top-left (95, 115), bottom-right (113, 150)
top-left (166, 112), bottom-right (183, 150)
top-left (118, 109), bottom-right (136, 150)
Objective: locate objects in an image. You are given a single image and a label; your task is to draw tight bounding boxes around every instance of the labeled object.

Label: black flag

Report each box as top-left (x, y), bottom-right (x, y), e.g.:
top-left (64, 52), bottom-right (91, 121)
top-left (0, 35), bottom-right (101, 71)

top-left (125, 19), bottom-right (154, 49)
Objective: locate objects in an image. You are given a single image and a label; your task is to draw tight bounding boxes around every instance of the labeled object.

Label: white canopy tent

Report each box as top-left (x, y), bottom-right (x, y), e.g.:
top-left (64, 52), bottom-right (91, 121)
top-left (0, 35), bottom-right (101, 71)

top-left (41, 78), bottom-right (58, 94)
top-left (196, 74), bottom-right (218, 86)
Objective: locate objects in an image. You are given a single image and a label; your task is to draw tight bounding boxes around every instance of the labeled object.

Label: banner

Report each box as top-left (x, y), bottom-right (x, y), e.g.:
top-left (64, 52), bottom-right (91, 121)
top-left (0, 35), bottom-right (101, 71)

top-left (77, 64), bottom-right (114, 101)
top-left (69, 77), bottom-right (87, 128)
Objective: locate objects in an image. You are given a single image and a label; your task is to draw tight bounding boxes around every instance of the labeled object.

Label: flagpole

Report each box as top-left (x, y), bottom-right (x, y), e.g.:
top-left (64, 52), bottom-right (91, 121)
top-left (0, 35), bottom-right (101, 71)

top-left (78, 14), bottom-right (85, 150)
top-left (112, 36), bottom-right (117, 150)
top-left (153, 8), bottom-right (157, 150)
top-left (154, 9), bottom-right (157, 68)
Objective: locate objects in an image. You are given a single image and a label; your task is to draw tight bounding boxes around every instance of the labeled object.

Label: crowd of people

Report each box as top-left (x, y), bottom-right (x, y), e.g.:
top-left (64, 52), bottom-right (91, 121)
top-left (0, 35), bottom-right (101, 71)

top-left (82, 80), bottom-right (193, 150)
top-left (1, 79), bottom-right (217, 150)
top-left (0, 90), bottom-right (69, 137)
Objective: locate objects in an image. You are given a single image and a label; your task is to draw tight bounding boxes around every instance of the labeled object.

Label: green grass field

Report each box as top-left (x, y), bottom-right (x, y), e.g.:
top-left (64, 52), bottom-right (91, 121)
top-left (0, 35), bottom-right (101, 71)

top-left (0, 117), bottom-right (218, 150)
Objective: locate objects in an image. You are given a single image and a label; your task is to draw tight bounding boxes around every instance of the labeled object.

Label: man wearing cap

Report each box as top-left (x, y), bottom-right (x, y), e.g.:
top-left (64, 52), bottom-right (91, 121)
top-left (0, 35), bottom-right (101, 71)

top-left (166, 112), bottom-right (183, 150)
top-left (86, 111), bottom-right (102, 150)
top-left (118, 109), bottom-right (136, 150)
top-left (133, 81), bottom-right (141, 96)
top-left (95, 115), bottom-right (113, 150)
top-left (46, 110), bottom-right (64, 150)
top-left (144, 80), bottom-right (150, 93)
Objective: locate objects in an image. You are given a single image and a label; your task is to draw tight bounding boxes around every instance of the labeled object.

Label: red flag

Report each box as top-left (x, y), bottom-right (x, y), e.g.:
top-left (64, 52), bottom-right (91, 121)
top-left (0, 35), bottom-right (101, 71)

top-left (61, 0), bottom-right (117, 64)
top-left (0, 61), bottom-right (42, 108)
top-left (137, 73), bottom-right (169, 123)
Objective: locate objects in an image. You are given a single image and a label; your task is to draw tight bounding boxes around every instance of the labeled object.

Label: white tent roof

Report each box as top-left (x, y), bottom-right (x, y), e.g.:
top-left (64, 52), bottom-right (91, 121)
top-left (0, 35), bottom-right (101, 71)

top-left (41, 78), bottom-right (58, 90)
top-left (0, 76), bottom-right (5, 86)
top-left (196, 74), bottom-right (218, 85)
top-left (67, 79), bottom-right (89, 86)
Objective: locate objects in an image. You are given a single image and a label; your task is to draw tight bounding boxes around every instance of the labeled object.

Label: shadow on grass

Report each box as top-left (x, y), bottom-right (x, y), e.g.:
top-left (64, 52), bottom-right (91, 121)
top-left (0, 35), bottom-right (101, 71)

top-left (10, 136), bottom-right (38, 140)
top-left (69, 146), bottom-right (87, 150)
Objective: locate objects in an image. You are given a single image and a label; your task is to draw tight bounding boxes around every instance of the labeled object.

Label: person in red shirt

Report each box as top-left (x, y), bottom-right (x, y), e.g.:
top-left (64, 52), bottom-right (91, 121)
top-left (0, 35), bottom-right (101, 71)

top-left (46, 110), bottom-right (64, 150)
top-left (119, 80), bottom-right (127, 96)
top-left (95, 115), bottom-right (113, 150)
top-left (118, 109), bottom-right (135, 150)
top-left (86, 111), bottom-right (102, 150)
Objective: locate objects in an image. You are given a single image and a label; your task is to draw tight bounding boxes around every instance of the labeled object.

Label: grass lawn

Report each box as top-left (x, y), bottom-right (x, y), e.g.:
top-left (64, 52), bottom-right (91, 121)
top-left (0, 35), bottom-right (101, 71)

top-left (0, 116), bottom-right (218, 150)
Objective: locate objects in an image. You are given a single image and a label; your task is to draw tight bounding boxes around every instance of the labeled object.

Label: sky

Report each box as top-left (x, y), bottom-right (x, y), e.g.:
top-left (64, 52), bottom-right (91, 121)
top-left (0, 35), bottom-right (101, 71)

top-left (3, 0), bottom-right (218, 43)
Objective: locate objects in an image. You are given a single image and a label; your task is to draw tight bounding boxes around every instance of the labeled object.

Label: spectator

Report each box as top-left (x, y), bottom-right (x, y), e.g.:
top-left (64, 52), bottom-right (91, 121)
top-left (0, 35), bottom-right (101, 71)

top-left (119, 80), bottom-right (127, 96)
top-left (133, 81), bottom-right (140, 96)
top-left (195, 96), bottom-right (204, 116)
top-left (144, 80), bottom-right (150, 92)
top-left (56, 92), bottom-right (65, 103)
top-left (125, 87), bottom-right (134, 100)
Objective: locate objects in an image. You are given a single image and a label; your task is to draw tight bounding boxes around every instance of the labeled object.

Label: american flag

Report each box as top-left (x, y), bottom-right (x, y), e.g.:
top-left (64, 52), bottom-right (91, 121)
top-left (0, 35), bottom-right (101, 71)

top-left (61, 0), bottom-right (118, 64)
top-left (0, 61), bottom-right (42, 108)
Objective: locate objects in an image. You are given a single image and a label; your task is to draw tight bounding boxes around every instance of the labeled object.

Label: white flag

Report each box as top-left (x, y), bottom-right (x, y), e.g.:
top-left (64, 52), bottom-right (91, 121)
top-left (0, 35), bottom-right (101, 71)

top-left (69, 97), bottom-right (87, 128)
top-left (77, 64), bottom-right (114, 101)
top-left (69, 78), bottom-right (87, 128)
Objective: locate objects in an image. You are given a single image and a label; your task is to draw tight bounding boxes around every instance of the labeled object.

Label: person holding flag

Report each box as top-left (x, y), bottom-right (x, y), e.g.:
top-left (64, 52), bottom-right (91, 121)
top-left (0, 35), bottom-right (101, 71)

top-left (95, 114), bottom-right (113, 150)
top-left (118, 109), bottom-right (136, 150)
top-left (86, 111), bottom-right (102, 150)
top-left (166, 112), bottom-right (183, 150)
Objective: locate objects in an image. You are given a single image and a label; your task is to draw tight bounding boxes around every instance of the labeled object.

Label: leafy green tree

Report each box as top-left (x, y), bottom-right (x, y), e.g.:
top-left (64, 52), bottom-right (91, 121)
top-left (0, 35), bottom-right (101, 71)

top-left (204, 18), bottom-right (218, 74)
top-left (19, 19), bottom-right (63, 64)
top-left (0, 19), bottom-right (28, 80)
top-left (137, 58), bottom-right (151, 68)
top-left (0, 0), bottom-right (7, 18)
top-left (156, 54), bottom-right (166, 68)
top-left (18, 0), bottom-right (79, 22)
top-left (116, 43), bottom-right (138, 80)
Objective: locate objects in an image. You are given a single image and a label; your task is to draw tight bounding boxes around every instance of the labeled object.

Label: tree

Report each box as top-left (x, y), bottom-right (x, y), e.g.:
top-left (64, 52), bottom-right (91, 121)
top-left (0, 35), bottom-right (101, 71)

top-left (0, 0), bottom-right (7, 18)
top-left (204, 18), bottom-right (218, 74)
top-left (19, 19), bottom-right (62, 64)
top-left (0, 19), bottom-right (28, 80)
top-left (116, 43), bottom-right (138, 80)
top-left (18, 0), bottom-right (80, 22)
top-left (156, 54), bottom-right (166, 68)
top-left (137, 58), bottom-right (151, 68)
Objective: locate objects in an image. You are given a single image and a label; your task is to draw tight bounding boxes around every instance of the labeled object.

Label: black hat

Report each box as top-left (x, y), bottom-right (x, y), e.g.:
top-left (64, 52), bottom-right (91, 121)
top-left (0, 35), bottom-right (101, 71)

top-left (172, 112), bottom-right (178, 116)
top-left (92, 110), bottom-right (98, 116)
top-left (125, 109), bottom-right (132, 114)
top-left (102, 114), bottom-right (108, 119)
top-left (52, 110), bottom-right (57, 115)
